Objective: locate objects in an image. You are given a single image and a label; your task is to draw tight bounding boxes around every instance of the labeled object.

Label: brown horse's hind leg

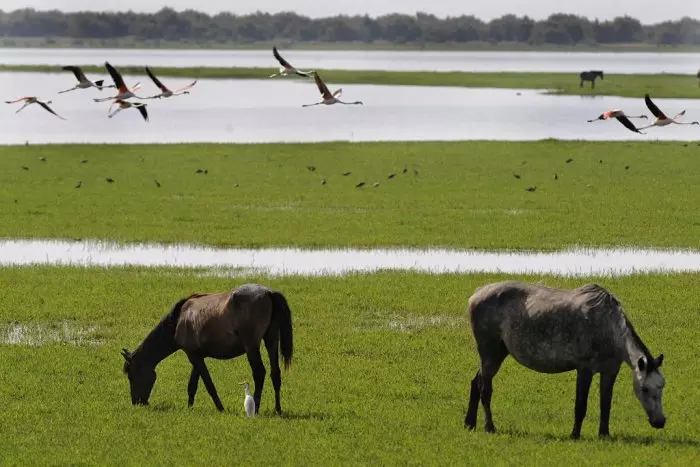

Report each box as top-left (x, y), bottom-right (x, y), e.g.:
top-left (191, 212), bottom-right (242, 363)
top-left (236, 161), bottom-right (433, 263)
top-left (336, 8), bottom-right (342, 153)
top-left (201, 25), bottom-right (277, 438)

top-left (263, 331), bottom-right (283, 414)
top-left (187, 366), bottom-right (200, 407)
top-left (571, 368), bottom-right (593, 439)
top-left (186, 353), bottom-right (224, 412)
top-left (464, 371), bottom-right (482, 429)
top-left (246, 348), bottom-right (267, 414)
top-left (479, 342), bottom-right (509, 433)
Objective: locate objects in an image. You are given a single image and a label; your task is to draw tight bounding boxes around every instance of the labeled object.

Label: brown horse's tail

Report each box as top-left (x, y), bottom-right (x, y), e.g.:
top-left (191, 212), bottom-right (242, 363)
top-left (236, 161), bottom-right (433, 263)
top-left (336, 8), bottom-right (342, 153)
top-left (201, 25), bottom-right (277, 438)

top-left (271, 291), bottom-right (293, 369)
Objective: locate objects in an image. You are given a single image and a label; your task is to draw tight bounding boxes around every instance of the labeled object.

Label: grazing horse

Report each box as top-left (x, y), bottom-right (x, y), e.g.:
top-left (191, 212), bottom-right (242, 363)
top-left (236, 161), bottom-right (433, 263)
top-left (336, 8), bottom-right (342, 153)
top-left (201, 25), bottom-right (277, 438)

top-left (579, 70), bottom-right (604, 89)
top-left (464, 281), bottom-right (666, 439)
top-left (121, 283), bottom-right (293, 414)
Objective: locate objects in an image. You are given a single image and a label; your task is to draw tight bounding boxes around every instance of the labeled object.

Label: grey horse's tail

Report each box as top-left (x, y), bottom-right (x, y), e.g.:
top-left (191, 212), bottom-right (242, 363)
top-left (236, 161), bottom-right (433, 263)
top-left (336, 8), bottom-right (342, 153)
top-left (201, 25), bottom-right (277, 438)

top-left (271, 291), bottom-right (294, 369)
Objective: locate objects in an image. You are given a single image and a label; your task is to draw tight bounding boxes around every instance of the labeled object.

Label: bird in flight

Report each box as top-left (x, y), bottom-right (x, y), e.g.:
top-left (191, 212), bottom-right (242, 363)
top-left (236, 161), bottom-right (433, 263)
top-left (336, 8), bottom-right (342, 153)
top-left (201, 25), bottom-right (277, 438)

top-left (108, 99), bottom-right (149, 122)
top-left (144, 66), bottom-right (197, 99)
top-left (637, 94), bottom-right (699, 130)
top-left (303, 73), bottom-right (363, 107)
top-left (269, 46), bottom-right (314, 78)
top-left (59, 65), bottom-right (114, 93)
top-left (5, 97), bottom-right (66, 120)
top-left (587, 109), bottom-right (647, 134)
top-left (94, 62), bottom-right (144, 104)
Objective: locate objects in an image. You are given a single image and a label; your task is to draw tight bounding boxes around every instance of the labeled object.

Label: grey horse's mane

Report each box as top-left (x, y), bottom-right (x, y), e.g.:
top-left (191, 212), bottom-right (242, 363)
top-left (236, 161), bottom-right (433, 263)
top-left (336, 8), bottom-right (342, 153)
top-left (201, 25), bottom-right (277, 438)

top-left (575, 283), bottom-right (653, 362)
top-left (574, 283), bottom-right (619, 310)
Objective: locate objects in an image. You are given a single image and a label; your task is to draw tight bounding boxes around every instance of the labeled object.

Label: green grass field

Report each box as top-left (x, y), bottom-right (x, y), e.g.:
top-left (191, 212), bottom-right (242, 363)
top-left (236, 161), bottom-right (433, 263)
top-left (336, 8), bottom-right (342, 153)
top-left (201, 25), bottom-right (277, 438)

top-left (0, 267), bottom-right (698, 464)
top-left (3, 65), bottom-right (699, 98)
top-left (1, 141), bottom-right (700, 250)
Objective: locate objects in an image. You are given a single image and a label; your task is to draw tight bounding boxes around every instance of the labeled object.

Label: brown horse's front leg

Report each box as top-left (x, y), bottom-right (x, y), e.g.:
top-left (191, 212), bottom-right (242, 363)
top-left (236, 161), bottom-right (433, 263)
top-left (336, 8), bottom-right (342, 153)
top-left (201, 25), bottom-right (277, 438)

top-left (246, 348), bottom-right (267, 414)
top-left (186, 353), bottom-right (224, 412)
top-left (571, 368), bottom-right (593, 439)
top-left (187, 365), bottom-right (200, 407)
top-left (598, 367), bottom-right (620, 438)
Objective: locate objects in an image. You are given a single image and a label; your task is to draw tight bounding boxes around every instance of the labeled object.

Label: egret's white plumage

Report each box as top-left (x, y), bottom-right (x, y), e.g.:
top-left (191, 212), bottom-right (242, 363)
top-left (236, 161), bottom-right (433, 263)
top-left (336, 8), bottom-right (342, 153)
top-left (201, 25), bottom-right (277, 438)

top-left (241, 382), bottom-right (256, 417)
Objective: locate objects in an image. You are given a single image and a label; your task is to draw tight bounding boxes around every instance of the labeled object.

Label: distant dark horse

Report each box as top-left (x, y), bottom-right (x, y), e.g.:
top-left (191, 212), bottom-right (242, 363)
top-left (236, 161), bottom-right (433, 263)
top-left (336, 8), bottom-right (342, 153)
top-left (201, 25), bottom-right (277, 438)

top-left (121, 283), bottom-right (293, 413)
top-left (579, 70), bottom-right (604, 89)
top-left (464, 281), bottom-right (666, 439)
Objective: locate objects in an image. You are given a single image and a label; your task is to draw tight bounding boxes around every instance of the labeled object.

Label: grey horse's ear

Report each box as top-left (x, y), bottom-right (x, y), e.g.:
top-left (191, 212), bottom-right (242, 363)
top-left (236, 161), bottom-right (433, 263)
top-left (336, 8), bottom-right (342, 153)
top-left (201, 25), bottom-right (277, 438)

top-left (656, 354), bottom-right (664, 368)
top-left (121, 348), bottom-right (132, 361)
top-left (637, 356), bottom-right (646, 372)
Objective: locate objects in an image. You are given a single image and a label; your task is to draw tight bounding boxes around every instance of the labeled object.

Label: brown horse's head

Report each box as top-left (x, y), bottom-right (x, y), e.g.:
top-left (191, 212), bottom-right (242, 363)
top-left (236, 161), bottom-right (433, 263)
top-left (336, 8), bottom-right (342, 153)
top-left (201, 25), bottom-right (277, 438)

top-left (121, 348), bottom-right (156, 405)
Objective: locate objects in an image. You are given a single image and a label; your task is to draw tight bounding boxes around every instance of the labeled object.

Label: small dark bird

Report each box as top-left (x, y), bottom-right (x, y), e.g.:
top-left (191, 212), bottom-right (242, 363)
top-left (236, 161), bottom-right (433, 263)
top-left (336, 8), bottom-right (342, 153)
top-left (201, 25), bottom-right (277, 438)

top-left (513, 173), bottom-right (521, 179)
top-left (373, 182), bottom-right (380, 188)
top-left (625, 165), bottom-right (630, 170)
top-left (402, 168), bottom-right (408, 174)
top-left (38, 156), bottom-right (46, 162)
top-left (106, 177), bottom-right (114, 183)
top-left (565, 158), bottom-right (574, 163)
top-left (599, 159), bottom-right (603, 164)
top-left (342, 171), bottom-right (351, 176)
top-left (526, 186), bottom-right (537, 192)
top-left (21, 166), bottom-right (29, 171)
top-left (413, 168), bottom-right (419, 176)
top-left (233, 183), bottom-right (239, 188)
top-left (553, 173), bottom-right (558, 180)
top-left (521, 160), bottom-right (527, 165)
top-left (388, 173), bottom-right (396, 179)
top-left (154, 179), bottom-right (161, 187)
top-left (75, 181), bottom-right (82, 189)
top-left (321, 178), bottom-right (327, 185)
top-left (306, 166), bottom-right (316, 172)
top-left (355, 182), bottom-right (365, 188)
top-left (195, 169), bottom-right (208, 174)
top-left (80, 159), bottom-right (88, 164)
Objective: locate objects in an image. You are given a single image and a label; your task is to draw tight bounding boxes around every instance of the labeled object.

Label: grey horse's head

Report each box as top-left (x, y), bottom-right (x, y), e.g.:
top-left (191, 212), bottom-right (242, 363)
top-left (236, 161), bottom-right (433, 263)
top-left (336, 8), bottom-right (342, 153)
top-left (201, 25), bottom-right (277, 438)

top-left (632, 354), bottom-right (666, 429)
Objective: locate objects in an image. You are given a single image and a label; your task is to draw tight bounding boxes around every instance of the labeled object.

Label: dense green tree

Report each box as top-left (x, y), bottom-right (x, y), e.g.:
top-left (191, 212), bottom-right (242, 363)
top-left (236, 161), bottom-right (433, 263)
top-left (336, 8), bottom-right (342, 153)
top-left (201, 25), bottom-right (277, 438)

top-left (0, 8), bottom-right (696, 46)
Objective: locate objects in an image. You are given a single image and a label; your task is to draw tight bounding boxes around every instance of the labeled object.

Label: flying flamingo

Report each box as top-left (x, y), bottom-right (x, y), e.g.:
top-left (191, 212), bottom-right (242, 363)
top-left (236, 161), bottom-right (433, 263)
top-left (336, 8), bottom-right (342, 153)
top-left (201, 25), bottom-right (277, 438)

top-left (144, 66), bottom-right (197, 98)
top-left (108, 99), bottom-right (149, 122)
top-left (638, 93), bottom-right (699, 130)
top-left (587, 109), bottom-right (647, 134)
top-left (302, 73), bottom-right (363, 107)
top-left (58, 66), bottom-right (114, 93)
top-left (269, 46), bottom-right (314, 78)
top-left (5, 97), bottom-right (66, 120)
top-left (94, 62), bottom-right (144, 104)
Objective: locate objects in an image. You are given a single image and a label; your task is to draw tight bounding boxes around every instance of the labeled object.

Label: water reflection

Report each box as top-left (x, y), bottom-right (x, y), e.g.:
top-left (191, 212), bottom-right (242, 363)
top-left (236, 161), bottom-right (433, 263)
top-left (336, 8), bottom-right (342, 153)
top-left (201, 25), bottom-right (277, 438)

top-left (3, 73), bottom-right (700, 144)
top-left (2, 239), bottom-right (700, 277)
top-left (1, 48), bottom-right (698, 74)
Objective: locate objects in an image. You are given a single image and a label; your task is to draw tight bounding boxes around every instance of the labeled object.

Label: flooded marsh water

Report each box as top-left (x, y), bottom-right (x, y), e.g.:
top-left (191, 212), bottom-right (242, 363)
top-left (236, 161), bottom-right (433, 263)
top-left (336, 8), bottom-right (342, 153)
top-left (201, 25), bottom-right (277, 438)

top-left (0, 321), bottom-right (103, 347)
top-left (2, 239), bottom-right (700, 277)
top-left (3, 72), bottom-right (700, 144)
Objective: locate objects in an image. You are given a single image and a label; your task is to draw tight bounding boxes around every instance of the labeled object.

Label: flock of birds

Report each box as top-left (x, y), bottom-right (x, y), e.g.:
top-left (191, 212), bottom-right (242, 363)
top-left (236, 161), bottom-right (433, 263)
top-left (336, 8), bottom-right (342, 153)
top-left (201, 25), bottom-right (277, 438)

top-left (588, 94), bottom-right (699, 134)
top-left (4, 46), bottom-right (363, 122)
top-left (4, 46), bottom-right (698, 134)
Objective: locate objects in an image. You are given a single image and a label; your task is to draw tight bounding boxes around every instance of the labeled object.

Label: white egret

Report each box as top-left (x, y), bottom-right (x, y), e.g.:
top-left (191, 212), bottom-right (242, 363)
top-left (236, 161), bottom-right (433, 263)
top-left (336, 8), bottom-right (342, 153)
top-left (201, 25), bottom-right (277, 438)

top-left (241, 382), bottom-right (256, 417)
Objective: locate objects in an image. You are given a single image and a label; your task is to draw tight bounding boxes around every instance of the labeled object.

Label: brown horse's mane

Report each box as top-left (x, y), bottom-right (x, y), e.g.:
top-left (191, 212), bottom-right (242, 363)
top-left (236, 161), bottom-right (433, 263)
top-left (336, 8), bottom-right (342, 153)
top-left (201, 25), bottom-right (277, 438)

top-left (123, 293), bottom-right (206, 373)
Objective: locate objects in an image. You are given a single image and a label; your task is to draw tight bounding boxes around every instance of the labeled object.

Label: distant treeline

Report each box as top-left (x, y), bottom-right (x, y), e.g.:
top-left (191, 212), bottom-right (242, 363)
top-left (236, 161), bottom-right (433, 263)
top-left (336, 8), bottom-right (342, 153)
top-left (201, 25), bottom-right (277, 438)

top-left (0, 9), bottom-right (699, 45)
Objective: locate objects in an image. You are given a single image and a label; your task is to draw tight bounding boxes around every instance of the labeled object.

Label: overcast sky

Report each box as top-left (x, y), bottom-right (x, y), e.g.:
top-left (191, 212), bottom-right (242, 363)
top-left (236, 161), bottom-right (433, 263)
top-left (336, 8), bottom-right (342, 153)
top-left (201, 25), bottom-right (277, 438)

top-left (2, 0), bottom-right (698, 24)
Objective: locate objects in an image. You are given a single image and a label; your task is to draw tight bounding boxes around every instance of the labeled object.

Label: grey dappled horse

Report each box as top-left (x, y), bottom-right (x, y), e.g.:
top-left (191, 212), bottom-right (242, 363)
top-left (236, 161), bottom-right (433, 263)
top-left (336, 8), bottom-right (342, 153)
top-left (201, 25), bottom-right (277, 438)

top-left (121, 284), bottom-right (293, 414)
top-left (579, 70), bottom-right (604, 89)
top-left (464, 281), bottom-right (666, 439)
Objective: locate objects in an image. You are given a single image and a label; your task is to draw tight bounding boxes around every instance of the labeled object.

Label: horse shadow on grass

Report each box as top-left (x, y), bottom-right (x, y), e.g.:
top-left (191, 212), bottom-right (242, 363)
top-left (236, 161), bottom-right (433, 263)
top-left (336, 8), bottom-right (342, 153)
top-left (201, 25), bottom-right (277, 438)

top-left (143, 404), bottom-right (329, 420)
top-left (497, 428), bottom-right (700, 447)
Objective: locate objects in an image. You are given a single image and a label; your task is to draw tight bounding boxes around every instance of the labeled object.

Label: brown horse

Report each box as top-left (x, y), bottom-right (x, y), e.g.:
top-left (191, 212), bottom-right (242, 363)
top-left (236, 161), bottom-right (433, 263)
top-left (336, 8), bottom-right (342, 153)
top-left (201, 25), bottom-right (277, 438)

top-left (464, 281), bottom-right (665, 439)
top-left (121, 283), bottom-right (293, 414)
